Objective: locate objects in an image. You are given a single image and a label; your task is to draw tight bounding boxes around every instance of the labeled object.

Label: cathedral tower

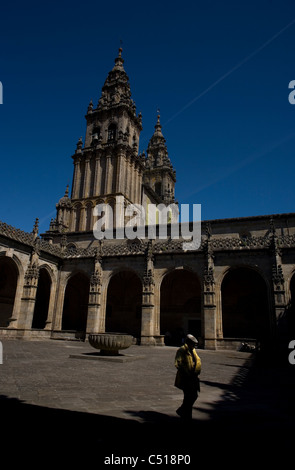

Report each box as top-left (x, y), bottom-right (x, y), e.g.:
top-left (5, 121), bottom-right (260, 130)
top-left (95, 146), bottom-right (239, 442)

top-left (144, 114), bottom-right (176, 205)
top-left (48, 49), bottom-right (176, 236)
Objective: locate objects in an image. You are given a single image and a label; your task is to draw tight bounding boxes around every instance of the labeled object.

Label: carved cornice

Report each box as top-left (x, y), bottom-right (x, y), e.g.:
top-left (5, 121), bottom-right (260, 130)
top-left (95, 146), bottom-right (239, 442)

top-left (1, 219), bottom-right (295, 260)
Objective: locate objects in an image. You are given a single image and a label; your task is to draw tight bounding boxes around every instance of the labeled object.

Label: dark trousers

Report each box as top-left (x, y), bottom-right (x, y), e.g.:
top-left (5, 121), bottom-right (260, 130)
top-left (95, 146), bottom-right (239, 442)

top-left (177, 382), bottom-right (199, 420)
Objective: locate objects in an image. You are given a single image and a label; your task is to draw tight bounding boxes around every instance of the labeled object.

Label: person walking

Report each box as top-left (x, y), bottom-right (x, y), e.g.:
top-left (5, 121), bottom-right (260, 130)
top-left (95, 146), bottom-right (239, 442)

top-left (174, 334), bottom-right (201, 420)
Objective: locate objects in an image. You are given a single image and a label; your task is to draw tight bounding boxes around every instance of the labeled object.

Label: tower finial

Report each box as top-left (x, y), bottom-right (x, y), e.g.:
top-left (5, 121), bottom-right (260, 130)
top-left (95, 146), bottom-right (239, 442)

top-left (114, 44), bottom-right (124, 68)
top-left (32, 217), bottom-right (39, 239)
top-left (154, 110), bottom-right (163, 136)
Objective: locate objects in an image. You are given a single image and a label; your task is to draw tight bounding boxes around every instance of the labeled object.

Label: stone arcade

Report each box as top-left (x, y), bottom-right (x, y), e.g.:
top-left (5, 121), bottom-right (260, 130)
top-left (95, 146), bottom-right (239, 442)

top-left (0, 49), bottom-right (295, 349)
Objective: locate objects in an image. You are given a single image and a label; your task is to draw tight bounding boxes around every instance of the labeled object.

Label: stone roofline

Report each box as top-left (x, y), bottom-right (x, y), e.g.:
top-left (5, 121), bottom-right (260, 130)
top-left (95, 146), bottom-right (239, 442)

top-left (202, 211), bottom-right (295, 225)
top-left (1, 211), bottom-right (295, 260)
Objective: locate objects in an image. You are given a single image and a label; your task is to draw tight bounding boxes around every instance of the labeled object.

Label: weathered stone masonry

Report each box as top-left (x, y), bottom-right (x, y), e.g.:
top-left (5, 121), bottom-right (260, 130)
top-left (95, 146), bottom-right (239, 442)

top-left (0, 49), bottom-right (294, 349)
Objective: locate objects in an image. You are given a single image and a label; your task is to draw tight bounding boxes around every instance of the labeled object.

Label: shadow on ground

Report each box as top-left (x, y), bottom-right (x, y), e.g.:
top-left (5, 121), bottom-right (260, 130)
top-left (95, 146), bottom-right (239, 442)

top-left (2, 347), bottom-right (294, 465)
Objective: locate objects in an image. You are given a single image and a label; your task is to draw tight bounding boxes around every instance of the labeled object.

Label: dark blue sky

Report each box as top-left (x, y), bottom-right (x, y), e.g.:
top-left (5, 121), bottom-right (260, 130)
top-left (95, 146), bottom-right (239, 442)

top-left (1, 0), bottom-right (295, 233)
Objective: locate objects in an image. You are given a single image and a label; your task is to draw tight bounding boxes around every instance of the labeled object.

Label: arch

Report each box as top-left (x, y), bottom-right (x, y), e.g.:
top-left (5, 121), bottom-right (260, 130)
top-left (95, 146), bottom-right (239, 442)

top-left (62, 272), bottom-right (90, 337)
top-left (0, 256), bottom-right (19, 327)
top-left (155, 181), bottom-right (162, 197)
top-left (160, 268), bottom-right (202, 346)
top-left (108, 123), bottom-right (117, 142)
top-left (106, 270), bottom-right (142, 339)
top-left (92, 125), bottom-right (101, 138)
top-left (221, 266), bottom-right (270, 341)
top-left (32, 267), bottom-right (52, 329)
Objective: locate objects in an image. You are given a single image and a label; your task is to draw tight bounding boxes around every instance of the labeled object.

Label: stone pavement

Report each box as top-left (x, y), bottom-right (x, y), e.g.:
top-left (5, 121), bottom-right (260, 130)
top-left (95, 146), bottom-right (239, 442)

top-left (0, 339), bottom-right (294, 466)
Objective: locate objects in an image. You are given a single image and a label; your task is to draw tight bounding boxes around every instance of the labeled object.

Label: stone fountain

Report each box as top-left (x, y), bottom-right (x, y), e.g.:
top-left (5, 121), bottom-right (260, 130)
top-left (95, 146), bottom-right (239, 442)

top-left (88, 332), bottom-right (133, 356)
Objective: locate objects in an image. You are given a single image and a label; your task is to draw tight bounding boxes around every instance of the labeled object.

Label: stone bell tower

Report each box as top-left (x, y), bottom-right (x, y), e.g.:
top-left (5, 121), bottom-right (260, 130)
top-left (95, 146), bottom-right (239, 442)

top-left (47, 48), bottom-right (177, 236)
top-left (51, 48), bottom-right (146, 234)
top-left (144, 114), bottom-right (176, 205)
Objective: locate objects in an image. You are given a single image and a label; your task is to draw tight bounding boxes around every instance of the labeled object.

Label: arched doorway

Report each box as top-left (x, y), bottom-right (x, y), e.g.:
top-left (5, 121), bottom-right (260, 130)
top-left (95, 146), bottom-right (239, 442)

top-left (160, 269), bottom-right (201, 346)
top-left (32, 268), bottom-right (51, 329)
top-left (0, 257), bottom-right (18, 327)
top-left (106, 270), bottom-right (142, 339)
top-left (221, 267), bottom-right (269, 341)
top-left (62, 272), bottom-right (90, 337)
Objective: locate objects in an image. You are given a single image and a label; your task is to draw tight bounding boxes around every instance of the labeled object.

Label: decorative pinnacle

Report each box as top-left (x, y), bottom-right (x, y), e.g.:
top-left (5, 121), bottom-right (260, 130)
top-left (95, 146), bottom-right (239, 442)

top-left (154, 111), bottom-right (164, 137)
top-left (114, 46), bottom-right (124, 68)
top-left (32, 217), bottom-right (39, 237)
top-left (87, 99), bottom-right (93, 113)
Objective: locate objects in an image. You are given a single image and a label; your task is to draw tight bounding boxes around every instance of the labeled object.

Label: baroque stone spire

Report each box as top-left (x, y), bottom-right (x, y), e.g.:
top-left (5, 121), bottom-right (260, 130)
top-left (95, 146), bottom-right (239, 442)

top-left (95, 47), bottom-right (139, 120)
top-left (144, 113), bottom-right (176, 204)
top-left (146, 114), bottom-right (174, 170)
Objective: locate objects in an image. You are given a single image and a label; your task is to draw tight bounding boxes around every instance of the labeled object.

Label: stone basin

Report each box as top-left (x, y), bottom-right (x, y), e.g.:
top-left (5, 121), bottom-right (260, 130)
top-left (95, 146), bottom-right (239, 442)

top-left (88, 333), bottom-right (133, 356)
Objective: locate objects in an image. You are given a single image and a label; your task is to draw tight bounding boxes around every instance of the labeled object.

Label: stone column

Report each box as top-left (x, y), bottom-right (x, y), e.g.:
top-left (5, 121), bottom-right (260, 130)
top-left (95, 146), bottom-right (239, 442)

top-left (104, 156), bottom-right (111, 194)
top-left (72, 157), bottom-right (81, 199)
top-left (135, 165), bottom-right (140, 204)
top-left (115, 153), bottom-right (122, 194)
top-left (83, 157), bottom-right (91, 198)
top-left (86, 246), bottom-right (104, 334)
top-left (94, 156), bottom-right (101, 196)
top-left (120, 154), bottom-right (126, 195)
top-left (270, 218), bottom-right (286, 342)
top-left (203, 266), bottom-right (217, 350)
top-left (79, 206), bottom-right (86, 231)
top-left (203, 224), bottom-right (217, 349)
top-left (125, 156), bottom-right (131, 200)
top-left (18, 261), bottom-right (39, 330)
top-left (51, 272), bottom-right (66, 331)
top-left (272, 264), bottom-right (285, 318)
top-left (44, 277), bottom-right (57, 331)
top-left (137, 167), bottom-right (142, 205)
top-left (140, 242), bottom-right (162, 345)
top-left (130, 161), bottom-right (135, 203)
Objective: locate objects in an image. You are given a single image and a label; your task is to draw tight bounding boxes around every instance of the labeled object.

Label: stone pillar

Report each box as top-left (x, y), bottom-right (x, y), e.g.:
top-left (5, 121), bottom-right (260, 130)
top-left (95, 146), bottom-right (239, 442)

top-left (104, 156), bottom-right (111, 194)
top-left (94, 156), bottom-right (101, 196)
top-left (18, 262), bottom-right (39, 329)
top-left (86, 247), bottom-right (104, 334)
top-left (115, 153), bottom-right (123, 194)
top-left (203, 266), bottom-right (217, 350)
top-left (130, 161), bottom-right (135, 203)
top-left (203, 224), bottom-right (217, 349)
top-left (140, 242), bottom-right (163, 345)
top-left (44, 278), bottom-right (57, 331)
top-left (125, 156), bottom-right (131, 200)
top-left (272, 264), bottom-right (286, 322)
top-left (141, 277), bottom-right (156, 345)
top-left (51, 272), bottom-right (66, 331)
top-left (83, 157), bottom-right (91, 198)
top-left (270, 218), bottom-right (286, 342)
top-left (79, 206), bottom-right (86, 231)
top-left (72, 157), bottom-right (81, 199)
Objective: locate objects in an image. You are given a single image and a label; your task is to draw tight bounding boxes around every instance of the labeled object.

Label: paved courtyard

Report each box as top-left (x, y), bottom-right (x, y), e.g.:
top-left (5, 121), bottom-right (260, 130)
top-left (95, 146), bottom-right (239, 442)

top-left (0, 339), bottom-right (294, 466)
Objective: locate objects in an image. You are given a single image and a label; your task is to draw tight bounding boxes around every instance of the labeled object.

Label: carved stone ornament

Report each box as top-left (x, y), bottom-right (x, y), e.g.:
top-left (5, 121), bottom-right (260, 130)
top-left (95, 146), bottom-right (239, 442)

top-left (204, 266), bottom-right (215, 290)
top-left (0, 219), bottom-right (295, 261)
top-left (272, 264), bottom-right (284, 287)
top-left (90, 270), bottom-right (102, 288)
top-left (24, 263), bottom-right (39, 286)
